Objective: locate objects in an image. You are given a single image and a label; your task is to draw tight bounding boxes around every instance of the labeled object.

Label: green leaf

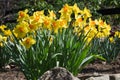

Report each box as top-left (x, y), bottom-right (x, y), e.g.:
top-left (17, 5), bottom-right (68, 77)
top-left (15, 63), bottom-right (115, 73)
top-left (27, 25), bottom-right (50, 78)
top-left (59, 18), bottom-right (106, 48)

top-left (52, 53), bottom-right (62, 58)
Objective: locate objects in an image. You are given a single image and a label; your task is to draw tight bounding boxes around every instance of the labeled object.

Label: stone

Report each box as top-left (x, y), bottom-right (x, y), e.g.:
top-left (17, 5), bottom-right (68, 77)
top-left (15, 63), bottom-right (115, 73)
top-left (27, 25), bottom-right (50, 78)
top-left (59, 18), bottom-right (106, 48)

top-left (114, 74), bottom-right (120, 80)
top-left (85, 75), bottom-right (109, 80)
top-left (39, 67), bottom-right (80, 80)
top-left (110, 74), bottom-right (120, 80)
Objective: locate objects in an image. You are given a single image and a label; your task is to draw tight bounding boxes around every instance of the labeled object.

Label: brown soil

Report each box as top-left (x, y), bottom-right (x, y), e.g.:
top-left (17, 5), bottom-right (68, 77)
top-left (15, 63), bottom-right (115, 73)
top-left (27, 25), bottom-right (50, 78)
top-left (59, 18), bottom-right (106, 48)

top-left (0, 66), bottom-right (26, 80)
top-left (0, 54), bottom-right (120, 80)
top-left (78, 54), bottom-right (120, 78)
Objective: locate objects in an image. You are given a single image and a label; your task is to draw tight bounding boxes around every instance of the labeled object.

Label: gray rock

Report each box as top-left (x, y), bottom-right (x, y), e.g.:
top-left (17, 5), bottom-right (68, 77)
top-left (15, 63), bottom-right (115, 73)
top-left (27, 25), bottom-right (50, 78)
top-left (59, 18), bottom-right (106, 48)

top-left (114, 74), bottom-right (120, 80)
top-left (85, 75), bottom-right (109, 80)
top-left (110, 74), bottom-right (120, 80)
top-left (39, 67), bottom-right (80, 80)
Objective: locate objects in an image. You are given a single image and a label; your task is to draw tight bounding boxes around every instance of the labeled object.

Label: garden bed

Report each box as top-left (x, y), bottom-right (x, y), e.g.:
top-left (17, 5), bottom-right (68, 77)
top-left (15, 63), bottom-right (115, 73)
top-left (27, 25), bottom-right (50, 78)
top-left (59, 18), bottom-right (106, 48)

top-left (0, 1), bottom-right (120, 80)
top-left (0, 54), bottom-right (120, 80)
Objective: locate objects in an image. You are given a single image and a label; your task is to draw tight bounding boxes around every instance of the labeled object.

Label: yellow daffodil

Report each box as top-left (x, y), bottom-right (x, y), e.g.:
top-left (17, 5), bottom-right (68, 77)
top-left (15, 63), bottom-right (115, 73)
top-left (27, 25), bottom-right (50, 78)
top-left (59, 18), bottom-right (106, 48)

top-left (48, 10), bottom-right (56, 20)
top-left (0, 35), bottom-right (3, 47)
top-left (0, 35), bottom-right (7, 47)
top-left (21, 36), bottom-right (36, 49)
top-left (0, 25), bottom-right (7, 32)
top-left (93, 18), bottom-right (111, 38)
top-left (88, 18), bottom-right (98, 36)
top-left (109, 37), bottom-right (114, 43)
top-left (28, 11), bottom-right (45, 32)
top-left (58, 19), bottom-right (68, 29)
top-left (43, 16), bottom-right (52, 30)
top-left (60, 14), bottom-right (72, 22)
top-left (59, 4), bottom-right (73, 22)
top-left (72, 3), bottom-right (82, 18)
top-left (95, 18), bottom-right (105, 27)
top-left (32, 10), bottom-right (45, 23)
top-left (102, 24), bottom-right (111, 37)
top-left (73, 16), bottom-right (86, 28)
top-left (13, 21), bottom-right (29, 38)
top-left (52, 20), bottom-right (60, 33)
top-left (0, 25), bottom-right (12, 37)
top-left (81, 7), bottom-right (92, 19)
top-left (84, 25), bottom-right (97, 38)
top-left (85, 37), bottom-right (93, 44)
top-left (0, 35), bottom-right (3, 42)
top-left (28, 23), bottom-right (39, 32)
top-left (28, 18), bottom-right (41, 32)
top-left (0, 42), bottom-right (3, 47)
top-left (59, 4), bottom-right (72, 14)
top-left (49, 35), bottom-right (54, 45)
top-left (3, 29), bottom-right (12, 36)
top-left (96, 32), bottom-right (105, 38)
top-left (17, 9), bottom-right (29, 22)
top-left (89, 18), bottom-right (96, 26)
top-left (84, 26), bottom-right (91, 35)
top-left (115, 31), bottom-right (120, 38)
top-left (84, 26), bottom-right (96, 44)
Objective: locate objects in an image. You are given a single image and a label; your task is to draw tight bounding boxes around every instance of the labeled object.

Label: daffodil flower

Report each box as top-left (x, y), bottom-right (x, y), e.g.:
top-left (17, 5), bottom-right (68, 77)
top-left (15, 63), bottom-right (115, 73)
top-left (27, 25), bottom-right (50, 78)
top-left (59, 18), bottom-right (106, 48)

top-left (59, 4), bottom-right (73, 22)
top-left (72, 3), bottom-right (83, 19)
top-left (0, 35), bottom-right (7, 47)
top-left (13, 21), bottom-right (29, 38)
top-left (0, 25), bottom-right (7, 32)
top-left (21, 36), bottom-right (36, 49)
top-left (17, 9), bottom-right (29, 22)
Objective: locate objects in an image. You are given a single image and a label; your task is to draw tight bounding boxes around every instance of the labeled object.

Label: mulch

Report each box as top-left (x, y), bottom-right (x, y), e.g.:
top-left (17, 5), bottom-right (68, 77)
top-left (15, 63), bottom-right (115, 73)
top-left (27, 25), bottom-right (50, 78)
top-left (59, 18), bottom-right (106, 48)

top-left (0, 66), bottom-right (26, 80)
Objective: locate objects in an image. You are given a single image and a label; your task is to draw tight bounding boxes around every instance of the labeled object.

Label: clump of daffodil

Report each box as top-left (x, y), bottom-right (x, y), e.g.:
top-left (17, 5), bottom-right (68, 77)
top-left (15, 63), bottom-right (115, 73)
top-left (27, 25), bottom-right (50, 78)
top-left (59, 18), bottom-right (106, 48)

top-left (0, 25), bottom-right (12, 46)
top-left (95, 18), bottom-right (111, 38)
top-left (43, 10), bottom-right (60, 33)
top-left (21, 36), bottom-right (36, 49)
top-left (28, 10), bottom-right (45, 32)
top-left (109, 30), bottom-right (120, 43)
top-left (0, 25), bottom-right (12, 36)
top-left (72, 4), bottom-right (92, 42)
top-left (1, 3), bottom-right (114, 80)
top-left (72, 4), bottom-right (92, 37)
top-left (46, 10), bottom-right (68, 33)
top-left (86, 18), bottom-right (111, 42)
top-left (3, 3), bottom-right (112, 49)
top-left (32, 10), bottom-right (45, 23)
